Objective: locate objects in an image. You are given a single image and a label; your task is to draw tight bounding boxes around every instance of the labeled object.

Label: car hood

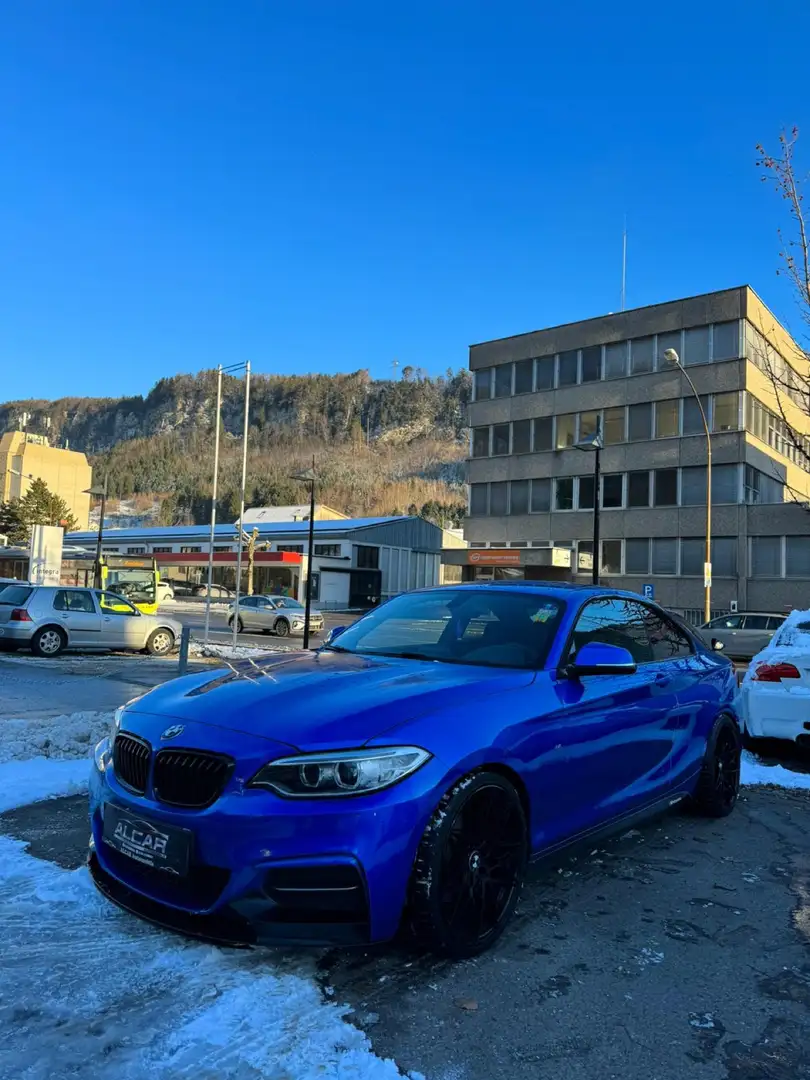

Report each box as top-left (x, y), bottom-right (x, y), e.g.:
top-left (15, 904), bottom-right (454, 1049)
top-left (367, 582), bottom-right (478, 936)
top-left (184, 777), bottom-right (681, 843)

top-left (125, 649), bottom-right (535, 751)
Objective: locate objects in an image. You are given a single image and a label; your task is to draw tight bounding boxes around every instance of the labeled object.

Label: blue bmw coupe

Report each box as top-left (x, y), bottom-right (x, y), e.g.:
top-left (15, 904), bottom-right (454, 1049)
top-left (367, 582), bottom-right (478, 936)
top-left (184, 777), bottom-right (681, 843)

top-left (89, 583), bottom-right (741, 957)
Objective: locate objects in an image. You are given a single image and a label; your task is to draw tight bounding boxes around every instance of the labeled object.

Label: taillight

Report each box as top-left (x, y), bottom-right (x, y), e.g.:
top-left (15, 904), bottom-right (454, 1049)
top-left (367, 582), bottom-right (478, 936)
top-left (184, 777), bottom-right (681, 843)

top-left (752, 661), bottom-right (801, 682)
top-left (9, 608), bottom-right (33, 622)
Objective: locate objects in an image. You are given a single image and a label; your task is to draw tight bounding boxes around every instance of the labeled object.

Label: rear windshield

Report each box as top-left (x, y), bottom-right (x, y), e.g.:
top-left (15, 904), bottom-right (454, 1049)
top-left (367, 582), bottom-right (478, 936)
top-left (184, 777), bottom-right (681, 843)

top-left (0, 585), bottom-right (33, 606)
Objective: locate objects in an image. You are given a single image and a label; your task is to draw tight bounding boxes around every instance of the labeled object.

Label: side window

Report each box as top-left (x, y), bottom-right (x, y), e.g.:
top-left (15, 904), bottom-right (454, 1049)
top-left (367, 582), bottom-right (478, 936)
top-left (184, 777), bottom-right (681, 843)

top-left (709, 615), bottom-right (743, 629)
top-left (766, 616), bottom-right (785, 631)
top-left (636, 604), bottom-right (693, 660)
top-left (55, 590), bottom-right (96, 613)
top-left (743, 615), bottom-right (769, 630)
top-left (241, 597), bottom-right (257, 608)
top-left (97, 591), bottom-right (139, 616)
top-left (570, 597), bottom-right (653, 664)
top-left (53, 590), bottom-right (70, 612)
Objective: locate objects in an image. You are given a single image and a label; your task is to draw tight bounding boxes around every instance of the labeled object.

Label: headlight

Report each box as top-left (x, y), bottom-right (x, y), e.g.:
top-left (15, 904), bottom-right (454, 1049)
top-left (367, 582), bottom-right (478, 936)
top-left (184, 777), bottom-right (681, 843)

top-left (248, 746), bottom-right (431, 798)
top-left (112, 695), bottom-right (145, 746)
top-left (94, 736), bottom-right (112, 772)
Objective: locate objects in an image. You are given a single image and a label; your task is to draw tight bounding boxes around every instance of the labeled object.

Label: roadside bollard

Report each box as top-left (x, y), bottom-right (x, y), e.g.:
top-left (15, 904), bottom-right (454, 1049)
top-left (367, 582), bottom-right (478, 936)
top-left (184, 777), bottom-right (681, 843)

top-left (179, 626), bottom-right (191, 676)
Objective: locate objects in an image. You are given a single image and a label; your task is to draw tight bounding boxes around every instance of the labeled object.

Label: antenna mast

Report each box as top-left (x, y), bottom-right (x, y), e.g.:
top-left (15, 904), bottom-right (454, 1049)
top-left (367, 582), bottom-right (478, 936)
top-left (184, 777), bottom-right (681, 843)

top-left (621, 217), bottom-right (627, 312)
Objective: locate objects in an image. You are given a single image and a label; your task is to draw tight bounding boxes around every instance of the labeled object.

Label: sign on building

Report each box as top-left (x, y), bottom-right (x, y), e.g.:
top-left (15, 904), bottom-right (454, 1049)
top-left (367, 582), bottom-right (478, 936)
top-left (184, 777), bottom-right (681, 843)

top-left (28, 525), bottom-right (63, 585)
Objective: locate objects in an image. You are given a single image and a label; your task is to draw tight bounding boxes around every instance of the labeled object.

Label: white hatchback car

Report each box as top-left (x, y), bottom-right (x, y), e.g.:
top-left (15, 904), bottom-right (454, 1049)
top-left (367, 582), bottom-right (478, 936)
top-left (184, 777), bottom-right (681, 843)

top-left (739, 609), bottom-right (810, 743)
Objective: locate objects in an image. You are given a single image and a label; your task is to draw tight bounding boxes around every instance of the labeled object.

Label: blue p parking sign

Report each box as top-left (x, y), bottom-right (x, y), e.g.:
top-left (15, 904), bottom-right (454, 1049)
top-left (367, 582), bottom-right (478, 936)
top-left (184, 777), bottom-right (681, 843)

top-left (642, 584), bottom-right (654, 601)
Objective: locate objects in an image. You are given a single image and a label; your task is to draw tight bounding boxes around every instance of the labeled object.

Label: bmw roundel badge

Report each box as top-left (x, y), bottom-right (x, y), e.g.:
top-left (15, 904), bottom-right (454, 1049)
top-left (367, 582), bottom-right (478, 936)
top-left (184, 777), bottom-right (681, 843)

top-left (160, 724), bottom-right (185, 740)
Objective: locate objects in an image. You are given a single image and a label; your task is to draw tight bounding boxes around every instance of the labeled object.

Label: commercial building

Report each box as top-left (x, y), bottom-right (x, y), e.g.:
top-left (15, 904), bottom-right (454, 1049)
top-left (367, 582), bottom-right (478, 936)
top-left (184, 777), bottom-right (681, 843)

top-left (66, 515), bottom-right (445, 609)
top-left (0, 431), bottom-right (93, 529)
top-left (240, 503), bottom-right (348, 525)
top-left (465, 286), bottom-right (810, 620)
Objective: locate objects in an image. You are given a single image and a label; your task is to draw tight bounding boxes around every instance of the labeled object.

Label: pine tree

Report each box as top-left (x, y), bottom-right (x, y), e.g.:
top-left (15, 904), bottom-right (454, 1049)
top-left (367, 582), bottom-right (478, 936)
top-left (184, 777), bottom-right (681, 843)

top-left (0, 499), bottom-right (28, 545)
top-left (14, 478), bottom-right (79, 539)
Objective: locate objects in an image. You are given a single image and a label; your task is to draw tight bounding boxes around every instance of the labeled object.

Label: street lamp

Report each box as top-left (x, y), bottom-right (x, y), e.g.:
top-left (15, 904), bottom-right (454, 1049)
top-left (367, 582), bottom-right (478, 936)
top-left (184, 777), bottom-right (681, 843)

top-left (663, 347), bottom-right (712, 623)
top-left (575, 422), bottom-right (603, 586)
top-left (84, 476), bottom-right (108, 589)
top-left (289, 459), bottom-right (316, 650)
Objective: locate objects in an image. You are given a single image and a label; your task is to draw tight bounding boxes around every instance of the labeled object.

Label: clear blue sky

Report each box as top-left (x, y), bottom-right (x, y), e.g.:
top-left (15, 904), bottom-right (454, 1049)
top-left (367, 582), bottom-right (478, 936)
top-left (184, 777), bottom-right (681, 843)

top-left (1, 1), bottom-right (807, 401)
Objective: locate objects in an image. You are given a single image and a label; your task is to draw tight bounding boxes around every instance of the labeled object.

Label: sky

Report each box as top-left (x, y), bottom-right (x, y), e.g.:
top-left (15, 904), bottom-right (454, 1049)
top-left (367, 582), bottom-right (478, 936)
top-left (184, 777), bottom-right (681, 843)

top-left (1, 1), bottom-right (808, 402)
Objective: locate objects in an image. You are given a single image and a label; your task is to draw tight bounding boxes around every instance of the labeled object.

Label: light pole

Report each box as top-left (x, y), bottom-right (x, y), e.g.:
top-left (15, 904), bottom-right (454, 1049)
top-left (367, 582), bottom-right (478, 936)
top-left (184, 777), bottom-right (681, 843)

top-left (663, 347), bottom-right (712, 623)
top-left (84, 476), bottom-right (108, 589)
top-left (575, 422), bottom-right (603, 585)
top-left (290, 459), bottom-right (316, 650)
top-left (231, 361), bottom-right (251, 650)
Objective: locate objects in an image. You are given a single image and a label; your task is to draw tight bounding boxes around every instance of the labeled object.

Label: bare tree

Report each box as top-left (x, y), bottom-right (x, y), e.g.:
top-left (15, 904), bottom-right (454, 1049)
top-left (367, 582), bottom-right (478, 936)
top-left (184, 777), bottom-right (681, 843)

top-left (754, 130), bottom-right (810, 486)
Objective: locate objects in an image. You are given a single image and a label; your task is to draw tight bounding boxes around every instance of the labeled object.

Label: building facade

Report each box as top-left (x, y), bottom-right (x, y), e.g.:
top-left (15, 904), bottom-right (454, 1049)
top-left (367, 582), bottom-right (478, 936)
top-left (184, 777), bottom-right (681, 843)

top-left (466, 286), bottom-right (810, 620)
top-left (0, 431), bottom-right (93, 529)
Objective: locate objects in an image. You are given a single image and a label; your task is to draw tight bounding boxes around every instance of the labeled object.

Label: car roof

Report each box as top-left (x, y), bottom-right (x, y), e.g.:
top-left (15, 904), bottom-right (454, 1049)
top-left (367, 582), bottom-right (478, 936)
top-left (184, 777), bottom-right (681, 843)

top-left (713, 611), bottom-right (787, 617)
top-left (420, 582), bottom-right (653, 603)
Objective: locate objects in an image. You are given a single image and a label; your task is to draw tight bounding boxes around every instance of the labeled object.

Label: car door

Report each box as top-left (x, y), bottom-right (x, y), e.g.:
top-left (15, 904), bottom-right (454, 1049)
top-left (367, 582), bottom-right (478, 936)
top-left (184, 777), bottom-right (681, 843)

top-left (704, 615), bottom-right (744, 655)
top-left (252, 596), bottom-right (277, 630)
top-left (740, 615), bottom-right (776, 658)
top-left (237, 596), bottom-right (259, 630)
top-left (96, 591), bottom-right (145, 649)
top-left (519, 597), bottom-right (681, 852)
top-left (51, 589), bottom-right (103, 647)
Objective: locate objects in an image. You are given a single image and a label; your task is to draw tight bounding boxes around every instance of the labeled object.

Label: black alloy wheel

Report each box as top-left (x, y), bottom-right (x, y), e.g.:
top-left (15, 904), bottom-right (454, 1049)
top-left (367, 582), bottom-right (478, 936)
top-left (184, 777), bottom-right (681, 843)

top-left (274, 618), bottom-right (290, 638)
top-left (693, 717), bottom-right (741, 818)
top-left (409, 772), bottom-right (527, 957)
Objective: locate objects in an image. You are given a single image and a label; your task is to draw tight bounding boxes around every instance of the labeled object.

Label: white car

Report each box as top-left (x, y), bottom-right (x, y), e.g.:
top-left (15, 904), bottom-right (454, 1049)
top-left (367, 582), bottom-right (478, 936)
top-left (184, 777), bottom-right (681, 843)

top-left (156, 580), bottom-right (175, 603)
top-left (739, 609), bottom-right (810, 743)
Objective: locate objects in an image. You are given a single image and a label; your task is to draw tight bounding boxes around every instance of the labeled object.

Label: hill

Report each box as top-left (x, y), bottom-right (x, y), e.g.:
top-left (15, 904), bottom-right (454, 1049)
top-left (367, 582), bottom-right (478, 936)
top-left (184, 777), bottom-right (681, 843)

top-left (1, 368), bottom-right (471, 527)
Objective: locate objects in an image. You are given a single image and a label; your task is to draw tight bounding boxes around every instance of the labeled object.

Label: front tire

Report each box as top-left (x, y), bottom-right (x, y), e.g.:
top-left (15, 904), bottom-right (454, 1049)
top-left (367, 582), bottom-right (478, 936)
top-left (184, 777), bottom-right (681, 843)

top-left (146, 628), bottom-right (175, 656)
top-left (408, 771), bottom-right (528, 958)
top-left (274, 618), bottom-right (290, 638)
top-left (31, 626), bottom-right (67, 658)
top-left (692, 716), bottom-right (741, 818)
top-left (228, 617), bottom-right (245, 634)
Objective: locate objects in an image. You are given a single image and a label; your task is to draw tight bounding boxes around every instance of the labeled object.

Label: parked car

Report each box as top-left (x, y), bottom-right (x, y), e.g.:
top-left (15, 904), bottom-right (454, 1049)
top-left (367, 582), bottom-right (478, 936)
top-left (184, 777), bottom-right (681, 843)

top-left (193, 583), bottom-right (233, 601)
top-left (698, 612), bottom-right (787, 660)
top-left (227, 595), bottom-right (324, 637)
top-left (0, 583), bottom-right (182, 657)
top-left (739, 608), bottom-right (810, 743)
top-left (156, 580), bottom-right (175, 603)
top-left (89, 584), bottom-right (740, 957)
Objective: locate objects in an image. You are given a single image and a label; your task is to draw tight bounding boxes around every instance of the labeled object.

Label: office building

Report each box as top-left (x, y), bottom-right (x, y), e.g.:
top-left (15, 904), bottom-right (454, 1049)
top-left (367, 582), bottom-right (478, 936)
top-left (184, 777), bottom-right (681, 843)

top-left (0, 431), bottom-right (92, 529)
top-left (464, 286), bottom-right (810, 620)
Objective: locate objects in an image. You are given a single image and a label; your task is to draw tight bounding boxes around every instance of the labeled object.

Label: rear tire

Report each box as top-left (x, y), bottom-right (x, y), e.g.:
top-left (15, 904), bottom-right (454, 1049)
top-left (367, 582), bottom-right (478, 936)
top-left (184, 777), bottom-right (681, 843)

top-left (274, 618), bottom-right (290, 638)
top-left (31, 626), bottom-right (67, 658)
top-left (146, 628), bottom-right (175, 656)
top-left (408, 771), bottom-right (528, 958)
top-left (228, 617), bottom-right (244, 634)
top-left (692, 716), bottom-right (741, 818)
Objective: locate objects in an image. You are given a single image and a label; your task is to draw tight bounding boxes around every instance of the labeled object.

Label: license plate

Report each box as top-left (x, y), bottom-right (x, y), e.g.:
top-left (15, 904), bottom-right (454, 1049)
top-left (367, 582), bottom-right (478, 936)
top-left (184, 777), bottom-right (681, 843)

top-left (102, 804), bottom-right (191, 876)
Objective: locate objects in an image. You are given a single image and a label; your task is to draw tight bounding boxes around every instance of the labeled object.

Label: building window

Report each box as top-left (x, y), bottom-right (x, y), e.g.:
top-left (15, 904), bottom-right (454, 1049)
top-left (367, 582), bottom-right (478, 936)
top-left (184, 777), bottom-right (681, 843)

top-left (510, 480), bottom-right (529, 515)
top-left (556, 414), bottom-right (577, 449)
top-left (127, 547), bottom-right (146, 555)
top-left (314, 544), bottom-right (341, 557)
top-left (533, 416), bottom-right (554, 451)
top-left (578, 475), bottom-right (595, 510)
top-left (600, 540), bottom-right (622, 574)
top-left (180, 546), bottom-right (202, 553)
top-left (530, 478), bottom-right (551, 512)
top-left (515, 359), bottom-right (533, 394)
top-left (627, 471), bottom-right (650, 507)
top-left (581, 346), bottom-right (602, 383)
top-left (712, 321), bottom-right (739, 360)
top-left (102, 547), bottom-right (120, 553)
top-left (683, 325), bottom-right (711, 366)
top-left (751, 536), bottom-right (782, 577)
top-left (579, 411), bottom-right (600, 441)
top-left (470, 484), bottom-right (488, 516)
top-left (712, 463), bottom-right (739, 504)
top-left (576, 540), bottom-right (593, 573)
top-left (489, 482), bottom-right (508, 516)
top-left (712, 537), bottom-right (737, 576)
top-left (602, 474), bottom-right (623, 508)
top-left (786, 536), bottom-right (810, 577)
top-left (604, 341), bottom-right (627, 379)
top-left (355, 545), bottom-right (379, 569)
top-left (555, 477), bottom-right (574, 511)
top-left (630, 336), bottom-right (654, 374)
top-left (493, 364), bottom-right (513, 398)
top-left (657, 330), bottom-right (681, 365)
top-left (625, 538), bottom-right (650, 574)
top-left (603, 407), bottom-right (626, 445)
top-left (558, 350), bottom-right (579, 386)
top-left (655, 399), bottom-right (679, 439)
top-left (152, 546), bottom-right (172, 554)
top-left (713, 392), bottom-right (738, 432)
top-left (651, 537), bottom-right (677, 575)
top-left (682, 395), bottom-right (711, 435)
top-left (277, 544), bottom-right (305, 553)
top-left (512, 419), bottom-right (531, 455)
top-left (472, 427), bottom-right (490, 457)
top-left (492, 424), bottom-right (510, 455)
top-left (535, 356), bottom-right (555, 390)
top-left (680, 466), bottom-right (706, 506)
top-left (744, 465), bottom-right (784, 504)
top-left (628, 403), bottom-right (652, 441)
top-left (213, 545), bottom-right (233, 552)
top-left (654, 469), bottom-right (678, 506)
top-left (680, 538), bottom-right (703, 576)
top-left (474, 369), bottom-right (491, 401)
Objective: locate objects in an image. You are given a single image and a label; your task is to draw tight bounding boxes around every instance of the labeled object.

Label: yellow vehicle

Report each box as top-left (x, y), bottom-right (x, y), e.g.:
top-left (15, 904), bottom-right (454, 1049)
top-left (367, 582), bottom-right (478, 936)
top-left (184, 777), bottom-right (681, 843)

top-left (61, 554), bottom-right (160, 615)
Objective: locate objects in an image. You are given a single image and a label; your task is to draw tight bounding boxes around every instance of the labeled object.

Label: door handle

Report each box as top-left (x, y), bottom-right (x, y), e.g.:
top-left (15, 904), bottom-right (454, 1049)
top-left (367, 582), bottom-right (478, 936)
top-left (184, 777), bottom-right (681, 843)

top-left (103, 617), bottom-right (112, 622)
top-left (654, 672), bottom-right (673, 686)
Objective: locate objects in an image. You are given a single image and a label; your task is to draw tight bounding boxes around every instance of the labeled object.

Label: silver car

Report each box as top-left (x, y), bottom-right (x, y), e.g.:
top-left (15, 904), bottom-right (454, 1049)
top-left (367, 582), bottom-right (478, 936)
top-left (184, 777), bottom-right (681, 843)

top-left (227, 595), bottom-right (324, 638)
top-left (699, 611), bottom-right (787, 660)
top-left (0, 583), bottom-right (183, 657)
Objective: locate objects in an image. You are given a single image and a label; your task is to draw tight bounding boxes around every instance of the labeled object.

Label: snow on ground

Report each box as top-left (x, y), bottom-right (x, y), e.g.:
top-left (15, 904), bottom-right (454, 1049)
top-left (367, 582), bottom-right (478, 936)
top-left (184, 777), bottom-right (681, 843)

top-left (741, 749), bottom-right (810, 791)
top-left (161, 598), bottom-right (230, 614)
top-left (0, 711), bottom-right (112, 764)
top-left (0, 759), bottom-right (91, 814)
top-left (189, 640), bottom-right (291, 660)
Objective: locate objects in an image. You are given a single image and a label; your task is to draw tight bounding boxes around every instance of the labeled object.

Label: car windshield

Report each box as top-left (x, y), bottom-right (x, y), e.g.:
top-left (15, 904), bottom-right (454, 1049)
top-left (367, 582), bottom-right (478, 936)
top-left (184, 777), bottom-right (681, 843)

top-left (0, 584), bottom-right (33, 606)
top-left (274, 598), bottom-right (304, 609)
top-left (325, 589), bottom-right (565, 670)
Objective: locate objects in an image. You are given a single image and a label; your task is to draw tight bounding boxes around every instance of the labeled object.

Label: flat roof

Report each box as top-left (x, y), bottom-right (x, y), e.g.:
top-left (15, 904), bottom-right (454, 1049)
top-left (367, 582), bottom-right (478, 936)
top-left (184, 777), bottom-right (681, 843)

top-left (66, 515), bottom-right (412, 543)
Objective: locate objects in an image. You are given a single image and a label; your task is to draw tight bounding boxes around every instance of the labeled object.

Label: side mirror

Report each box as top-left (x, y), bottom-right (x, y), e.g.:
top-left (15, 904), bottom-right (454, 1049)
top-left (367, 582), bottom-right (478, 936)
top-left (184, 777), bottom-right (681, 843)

top-left (323, 625), bottom-right (346, 646)
top-left (711, 638), bottom-right (725, 652)
top-left (563, 642), bottom-right (637, 678)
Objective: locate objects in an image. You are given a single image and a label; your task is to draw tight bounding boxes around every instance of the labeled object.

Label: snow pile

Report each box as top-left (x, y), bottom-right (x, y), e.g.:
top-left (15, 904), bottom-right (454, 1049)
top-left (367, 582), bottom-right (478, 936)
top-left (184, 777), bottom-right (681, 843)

top-left (0, 711), bottom-right (112, 764)
top-left (0, 760), bottom-right (91, 814)
top-left (741, 750), bottom-right (810, 791)
top-left (189, 640), bottom-right (291, 660)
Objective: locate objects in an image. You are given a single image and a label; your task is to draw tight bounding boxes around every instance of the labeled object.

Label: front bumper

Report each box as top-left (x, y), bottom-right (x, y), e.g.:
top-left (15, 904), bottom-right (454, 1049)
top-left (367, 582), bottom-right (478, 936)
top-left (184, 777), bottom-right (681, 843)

top-left (742, 684), bottom-right (810, 743)
top-left (89, 748), bottom-right (445, 947)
